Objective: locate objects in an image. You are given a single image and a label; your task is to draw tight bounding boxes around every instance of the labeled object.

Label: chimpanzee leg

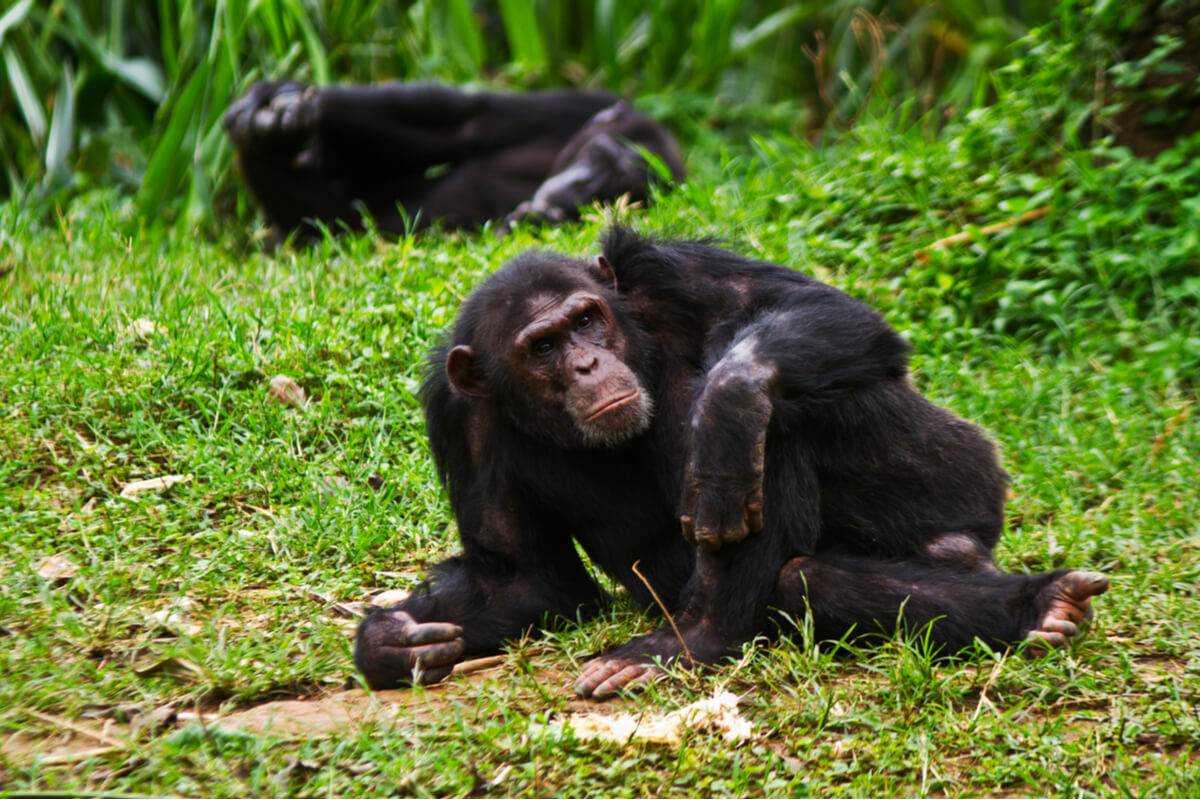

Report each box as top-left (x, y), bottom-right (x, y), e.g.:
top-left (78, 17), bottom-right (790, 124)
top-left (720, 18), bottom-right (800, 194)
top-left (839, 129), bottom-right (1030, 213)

top-left (575, 542), bottom-right (1107, 698)
top-left (772, 553), bottom-right (1108, 655)
top-left (919, 532), bottom-right (1000, 572)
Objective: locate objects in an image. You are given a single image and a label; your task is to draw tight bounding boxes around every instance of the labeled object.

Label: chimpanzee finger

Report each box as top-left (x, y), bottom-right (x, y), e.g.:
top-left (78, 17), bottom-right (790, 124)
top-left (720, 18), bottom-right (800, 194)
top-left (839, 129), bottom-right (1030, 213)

top-left (574, 657), bottom-right (630, 698)
top-left (407, 638), bottom-right (465, 669)
top-left (404, 622), bottom-right (464, 646)
top-left (591, 663), bottom-right (658, 699)
top-left (745, 490), bottom-right (764, 533)
top-left (680, 514), bottom-right (697, 546)
top-left (1023, 629), bottom-right (1066, 658)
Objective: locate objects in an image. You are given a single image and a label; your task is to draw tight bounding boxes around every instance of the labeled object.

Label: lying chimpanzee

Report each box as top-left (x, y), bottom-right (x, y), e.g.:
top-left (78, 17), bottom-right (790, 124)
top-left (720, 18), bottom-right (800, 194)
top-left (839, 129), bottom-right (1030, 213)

top-left (222, 82), bottom-right (684, 237)
top-left (355, 228), bottom-right (1109, 698)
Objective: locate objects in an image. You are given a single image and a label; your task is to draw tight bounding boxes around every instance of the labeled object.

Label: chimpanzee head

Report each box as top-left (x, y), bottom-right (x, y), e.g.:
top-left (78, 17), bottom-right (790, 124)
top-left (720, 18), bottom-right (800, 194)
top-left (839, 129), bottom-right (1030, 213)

top-left (443, 252), bottom-right (654, 449)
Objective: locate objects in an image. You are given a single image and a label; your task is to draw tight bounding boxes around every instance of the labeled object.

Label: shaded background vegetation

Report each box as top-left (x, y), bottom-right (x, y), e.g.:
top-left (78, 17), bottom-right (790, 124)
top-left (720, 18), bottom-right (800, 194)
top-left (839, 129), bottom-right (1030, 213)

top-left (3, 0), bottom-right (1198, 363)
top-left (3, 0), bottom-right (1196, 224)
top-left (0, 0), bottom-right (1072, 218)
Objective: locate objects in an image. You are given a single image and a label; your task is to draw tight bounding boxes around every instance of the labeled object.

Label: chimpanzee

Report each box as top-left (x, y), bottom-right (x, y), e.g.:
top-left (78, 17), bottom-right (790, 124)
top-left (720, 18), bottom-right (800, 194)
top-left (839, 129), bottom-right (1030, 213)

top-left (354, 228), bottom-right (1109, 699)
top-left (222, 82), bottom-right (684, 237)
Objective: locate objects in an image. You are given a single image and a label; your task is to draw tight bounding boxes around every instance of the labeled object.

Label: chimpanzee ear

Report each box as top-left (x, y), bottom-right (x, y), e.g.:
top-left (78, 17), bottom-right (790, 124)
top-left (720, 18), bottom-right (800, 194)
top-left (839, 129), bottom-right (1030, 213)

top-left (589, 255), bottom-right (618, 290)
top-left (446, 345), bottom-right (490, 397)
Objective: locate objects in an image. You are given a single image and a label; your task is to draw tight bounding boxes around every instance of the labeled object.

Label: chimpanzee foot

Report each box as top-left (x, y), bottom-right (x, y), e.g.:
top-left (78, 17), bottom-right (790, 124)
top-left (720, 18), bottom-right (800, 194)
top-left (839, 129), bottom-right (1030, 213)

top-left (573, 656), bottom-right (664, 700)
top-left (1025, 570), bottom-right (1109, 657)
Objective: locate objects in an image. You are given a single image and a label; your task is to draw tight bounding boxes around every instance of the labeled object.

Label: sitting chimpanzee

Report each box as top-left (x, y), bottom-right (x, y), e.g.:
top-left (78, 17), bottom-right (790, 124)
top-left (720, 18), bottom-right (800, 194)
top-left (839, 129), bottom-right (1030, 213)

top-left (354, 228), bottom-right (1109, 699)
top-left (222, 82), bottom-right (684, 237)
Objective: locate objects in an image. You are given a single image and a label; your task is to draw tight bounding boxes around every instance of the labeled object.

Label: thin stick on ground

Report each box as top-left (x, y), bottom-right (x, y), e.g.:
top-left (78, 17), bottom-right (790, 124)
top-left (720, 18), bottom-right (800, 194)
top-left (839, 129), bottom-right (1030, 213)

top-left (631, 560), bottom-right (694, 666)
top-left (915, 205), bottom-right (1053, 263)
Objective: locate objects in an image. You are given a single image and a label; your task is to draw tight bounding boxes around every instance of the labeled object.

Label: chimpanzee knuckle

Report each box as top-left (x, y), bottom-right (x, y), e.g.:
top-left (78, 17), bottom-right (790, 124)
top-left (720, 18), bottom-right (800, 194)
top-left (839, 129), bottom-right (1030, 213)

top-left (574, 658), bottom-right (626, 697)
top-left (696, 525), bottom-right (723, 552)
top-left (680, 515), bottom-right (696, 545)
top-left (405, 621), bottom-right (464, 646)
top-left (415, 639), bottom-right (465, 666)
top-left (594, 663), bottom-right (654, 698)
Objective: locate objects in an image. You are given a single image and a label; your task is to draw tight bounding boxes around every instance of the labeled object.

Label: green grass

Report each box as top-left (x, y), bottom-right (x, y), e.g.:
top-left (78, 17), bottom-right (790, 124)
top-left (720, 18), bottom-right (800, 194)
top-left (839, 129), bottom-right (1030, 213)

top-left (1, 93), bottom-right (1199, 796)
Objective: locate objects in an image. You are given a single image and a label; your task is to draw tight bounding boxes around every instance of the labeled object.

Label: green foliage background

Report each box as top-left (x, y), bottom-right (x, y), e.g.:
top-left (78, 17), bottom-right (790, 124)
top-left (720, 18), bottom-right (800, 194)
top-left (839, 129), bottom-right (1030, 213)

top-left (3, 0), bottom-right (1057, 219)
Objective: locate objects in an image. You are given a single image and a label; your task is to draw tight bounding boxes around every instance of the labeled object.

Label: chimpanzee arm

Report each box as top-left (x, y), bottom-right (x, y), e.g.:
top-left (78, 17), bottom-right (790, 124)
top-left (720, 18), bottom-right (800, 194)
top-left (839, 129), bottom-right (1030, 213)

top-left (504, 101), bottom-right (685, 227)
top-left (355, 410), bottom-right (607, 690)
top-left (681, 290), bottom-right (910, 552)
top-left (223, 81), bottom-right (624, 235)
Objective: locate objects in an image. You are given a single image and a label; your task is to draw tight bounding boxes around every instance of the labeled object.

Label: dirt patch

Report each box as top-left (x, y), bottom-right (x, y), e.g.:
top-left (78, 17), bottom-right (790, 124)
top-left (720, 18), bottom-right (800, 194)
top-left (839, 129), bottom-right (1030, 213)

top-left (1, 657), bottom-right (633, 767)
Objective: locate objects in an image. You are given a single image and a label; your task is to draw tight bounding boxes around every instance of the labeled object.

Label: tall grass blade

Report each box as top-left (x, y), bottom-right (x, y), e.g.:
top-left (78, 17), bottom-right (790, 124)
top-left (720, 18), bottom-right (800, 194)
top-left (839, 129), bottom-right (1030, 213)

top-left (0, 0), bottom-right (34, 44)
top-left (731, 5), bottom-right (807, 56)
top-left (594, 0), bottom-right (620, 82)
top-left (2, 45), bottom-right (45, 142)
top-left (497, 0), bottom-right (547, 67)
top-left (45, 64), bottom-right (75, 184)
top-left (281, 0), bottom-right (329, 84)
top-left (138, 66), bottom-right (206, 219)
top-left (444, 0), bottom-right (484, 75)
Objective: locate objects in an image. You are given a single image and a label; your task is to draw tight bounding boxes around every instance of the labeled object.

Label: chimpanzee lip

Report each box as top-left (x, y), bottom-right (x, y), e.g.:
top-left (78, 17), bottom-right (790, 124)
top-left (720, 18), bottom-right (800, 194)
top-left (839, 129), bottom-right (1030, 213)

top-left (582, 390), bottom-right (640, 423)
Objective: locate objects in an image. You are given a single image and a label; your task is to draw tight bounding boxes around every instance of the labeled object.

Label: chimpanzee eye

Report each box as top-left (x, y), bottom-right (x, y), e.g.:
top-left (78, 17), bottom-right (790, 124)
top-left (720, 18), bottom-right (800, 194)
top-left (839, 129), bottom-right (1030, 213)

top-left (576, 312), bottom-right (593, 330)
top-left (533, 338), bottom-right (555, 356)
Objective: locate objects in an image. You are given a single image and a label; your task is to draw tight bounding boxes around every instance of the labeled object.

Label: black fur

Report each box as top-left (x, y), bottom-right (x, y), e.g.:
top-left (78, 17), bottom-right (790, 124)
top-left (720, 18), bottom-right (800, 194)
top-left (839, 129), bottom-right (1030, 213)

top-left (222, 83), bottom-right (684, 237)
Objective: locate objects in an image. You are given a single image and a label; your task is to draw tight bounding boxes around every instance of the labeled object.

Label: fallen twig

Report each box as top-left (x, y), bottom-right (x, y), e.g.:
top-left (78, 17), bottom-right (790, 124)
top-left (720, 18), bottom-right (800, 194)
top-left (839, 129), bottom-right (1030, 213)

top-left (452, 655), bottom-right (507, 675)
top-left (915, 205), bottom-right (1052, 263)
top-left (632, 560), bottom-right (693, 666)
top-left (26, 709), bottom-right (125, 749)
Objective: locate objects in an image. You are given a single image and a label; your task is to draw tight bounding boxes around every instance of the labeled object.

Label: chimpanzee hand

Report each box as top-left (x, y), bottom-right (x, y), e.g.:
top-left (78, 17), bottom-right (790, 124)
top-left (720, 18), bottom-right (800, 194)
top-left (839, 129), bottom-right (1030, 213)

top-left (221, 81), bottom-right (319, 167)
top-left (680, 463), bottom-right (765, 552)
top-left (354, 607), bottom-right (464, 690)
top-left (680, 406), bottom-right (770, 552)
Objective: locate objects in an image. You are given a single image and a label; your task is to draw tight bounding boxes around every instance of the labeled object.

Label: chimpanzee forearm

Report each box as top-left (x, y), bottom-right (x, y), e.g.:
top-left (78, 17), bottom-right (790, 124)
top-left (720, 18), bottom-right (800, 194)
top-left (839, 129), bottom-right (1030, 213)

top-left (355, 554), bottom-right (604, 690)
top-left (395, 555), bottom-right (604, 656)
top-left (315, 84), bottom-right (618, 163)
top-left (682, 300), bottom-right (908, 550)
top-left (681, 336), bottom-right (774, 551)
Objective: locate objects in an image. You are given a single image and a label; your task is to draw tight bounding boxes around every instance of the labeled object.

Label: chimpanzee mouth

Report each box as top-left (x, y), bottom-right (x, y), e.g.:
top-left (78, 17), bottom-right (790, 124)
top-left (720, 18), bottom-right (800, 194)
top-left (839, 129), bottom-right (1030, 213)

top-left (581, 390), bottom-right (641, 423)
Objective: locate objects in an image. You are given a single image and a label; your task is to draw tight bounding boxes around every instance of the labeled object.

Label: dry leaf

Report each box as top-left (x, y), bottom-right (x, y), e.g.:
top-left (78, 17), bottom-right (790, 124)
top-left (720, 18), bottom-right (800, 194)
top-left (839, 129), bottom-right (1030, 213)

top-left (120, 474), bottom-right (193, 499)
top-left (267, 374), bottom-right (307, 408)
top-left (133, 656), bottom-right (203, 680)
top-left (36, 554), bottom-right (78, 582)
top-left (128, 318), bottom-right (166, 338)
top-left (452, 655), bottom-right (506, 675)
top-left (146, 610), bottom-right (201, 637)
